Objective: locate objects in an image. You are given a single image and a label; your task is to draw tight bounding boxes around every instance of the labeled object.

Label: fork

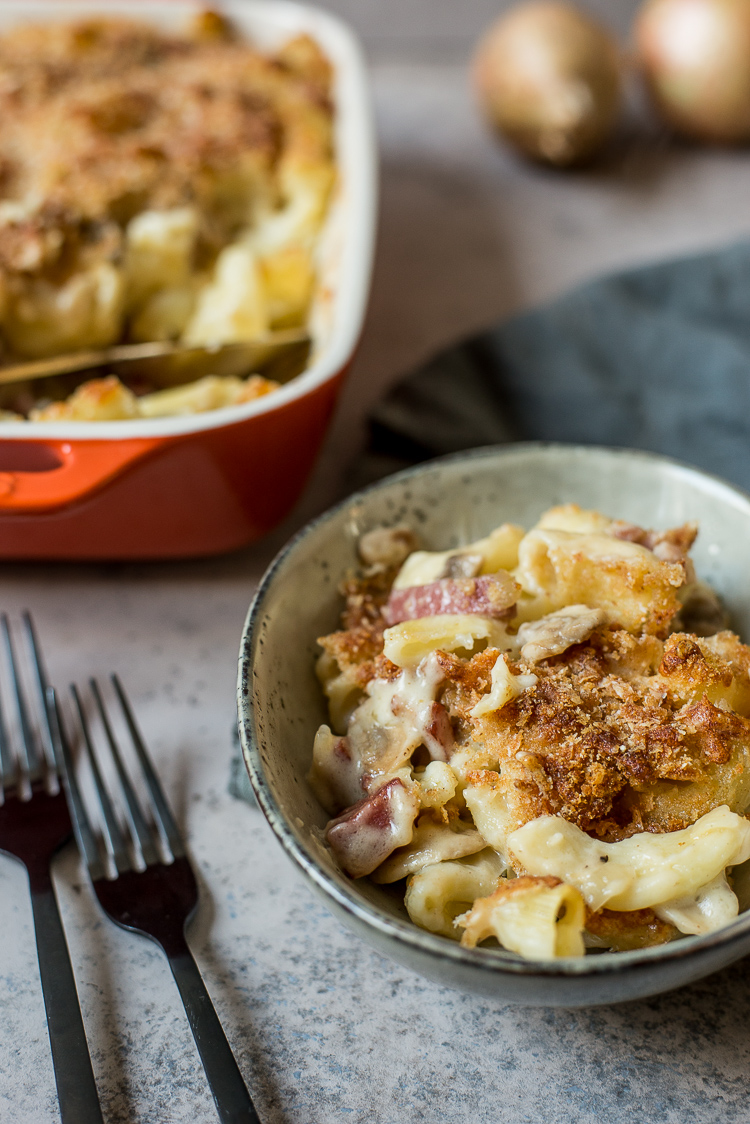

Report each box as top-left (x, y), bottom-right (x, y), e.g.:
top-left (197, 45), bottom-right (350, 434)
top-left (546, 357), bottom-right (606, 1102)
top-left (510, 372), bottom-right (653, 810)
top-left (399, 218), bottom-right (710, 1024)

top-left (0, 613), bottom-right (103, 1124)
top-left (45, 668), bottom-right (261, 1124)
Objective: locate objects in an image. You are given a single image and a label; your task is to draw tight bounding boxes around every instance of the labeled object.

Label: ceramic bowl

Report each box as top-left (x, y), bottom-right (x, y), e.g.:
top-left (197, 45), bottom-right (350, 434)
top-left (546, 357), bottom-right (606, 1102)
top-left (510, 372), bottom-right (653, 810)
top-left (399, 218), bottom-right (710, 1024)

top-left (238, 443), bottom-right (750, 1007)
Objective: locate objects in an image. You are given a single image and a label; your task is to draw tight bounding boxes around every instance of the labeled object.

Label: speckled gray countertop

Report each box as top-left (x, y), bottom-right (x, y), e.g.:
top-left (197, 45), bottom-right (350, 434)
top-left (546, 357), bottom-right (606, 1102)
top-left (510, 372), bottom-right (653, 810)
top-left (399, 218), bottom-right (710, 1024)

top-left (5, 2), bottom-right (750, 1121)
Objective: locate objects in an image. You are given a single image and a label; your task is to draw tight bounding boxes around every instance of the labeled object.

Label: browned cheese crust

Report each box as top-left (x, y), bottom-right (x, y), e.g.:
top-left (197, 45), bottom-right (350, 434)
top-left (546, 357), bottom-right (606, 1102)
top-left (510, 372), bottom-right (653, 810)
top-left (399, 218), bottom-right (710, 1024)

top-left (319, 555), bottom-right (750, 841)
top-left (585, 906), bottom-right (677, 950)
top-left (0, 16), bottom-right (333, 285)
top-left (317, 568), bottom-right (400, 691)
top-left (444, 629), bottom-right (750, 839)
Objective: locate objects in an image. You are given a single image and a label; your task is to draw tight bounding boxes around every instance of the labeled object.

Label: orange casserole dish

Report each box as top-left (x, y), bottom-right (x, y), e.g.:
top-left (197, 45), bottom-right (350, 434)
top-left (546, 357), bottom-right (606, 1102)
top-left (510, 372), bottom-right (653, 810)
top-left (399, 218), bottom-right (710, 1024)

top-left (0, 1), bottom-right (376, 559)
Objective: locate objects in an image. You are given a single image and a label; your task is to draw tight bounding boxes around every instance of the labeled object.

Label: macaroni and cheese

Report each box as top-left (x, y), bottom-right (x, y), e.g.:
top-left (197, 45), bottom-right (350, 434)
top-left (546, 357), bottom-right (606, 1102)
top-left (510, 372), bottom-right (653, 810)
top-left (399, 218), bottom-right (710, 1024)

top-left (310, 505), bottom-right (750, 960)
top-left (0, 11), bottom-right (334, 419)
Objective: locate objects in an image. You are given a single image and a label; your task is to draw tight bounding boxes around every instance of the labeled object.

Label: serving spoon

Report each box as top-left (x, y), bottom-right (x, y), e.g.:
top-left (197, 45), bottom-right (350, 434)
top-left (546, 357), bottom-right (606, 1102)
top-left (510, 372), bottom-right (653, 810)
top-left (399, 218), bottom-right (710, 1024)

top-left (0, 329), bottom-right (311, 390)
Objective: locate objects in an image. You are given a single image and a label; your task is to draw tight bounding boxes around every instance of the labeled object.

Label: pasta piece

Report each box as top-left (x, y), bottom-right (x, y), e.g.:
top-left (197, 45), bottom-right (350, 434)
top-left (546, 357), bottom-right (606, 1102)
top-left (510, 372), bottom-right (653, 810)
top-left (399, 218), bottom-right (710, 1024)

top-left (130, 284), bottom-right (197, 342)
top-left (3, 262), bottom-right (124, 358)
top-left (417, 761), bottom-right (458, 810)
top-left (507, 806), bottom-right (750, 912)
top-left (315, 650), bottom-right (364, 734)
top-left (137, 373), bottom-right (278, 418)
top-left (654, 872), bottom-right (739, 935)
top-left (183, 240), bottom-right (268, 345)
top-left (513, 528), bottom-right (686, 634)
top-left (393, 524), bottom-right (525, 591)
top-left (260, 245), bottom-right (315, 328)
top-left (383, 614), bottom-right (512, 668)
top-left (457, 876), bottom-right (586, 959)
top-left (308, 725), bottom-right (364, 815)
top-left (372, 816), bottom-right (485, 883)
top-left (405, 850), bottom-right (507, 938)
top-left (124, 207), bottom-right (198, 309)
top-left (534, 503), bottom-right (614, 535)
top-left (462, 769), bottom-right (523, 852)
top-left (255, 163), bottom-right (334, 254)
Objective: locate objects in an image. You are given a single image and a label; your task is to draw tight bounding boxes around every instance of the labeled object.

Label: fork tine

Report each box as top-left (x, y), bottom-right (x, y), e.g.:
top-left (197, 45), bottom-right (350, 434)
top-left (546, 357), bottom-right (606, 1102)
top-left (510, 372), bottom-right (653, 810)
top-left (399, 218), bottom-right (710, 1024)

top-left (2, 613), bottom-right (39, 777)
top-left (0, 672), bottom-right (14, 790)
top-left (70, 683), bottom-right (131, 873)
top-left (23, 611), bottom-right (58, 773)
top-left (112, 674), bottom-right (185, 859)
top-left (89, 678), bottom-right (160, 867)
top-left (47, 688), bottom-right (107, 882)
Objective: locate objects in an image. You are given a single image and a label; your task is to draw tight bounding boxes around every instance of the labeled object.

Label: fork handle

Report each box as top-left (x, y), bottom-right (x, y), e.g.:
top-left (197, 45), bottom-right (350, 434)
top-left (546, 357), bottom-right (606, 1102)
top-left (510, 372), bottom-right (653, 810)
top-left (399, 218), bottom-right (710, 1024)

top-left (29, 868), bottom-right (104, 1124)
top-left (167, 943), bottom-right (261, 1124)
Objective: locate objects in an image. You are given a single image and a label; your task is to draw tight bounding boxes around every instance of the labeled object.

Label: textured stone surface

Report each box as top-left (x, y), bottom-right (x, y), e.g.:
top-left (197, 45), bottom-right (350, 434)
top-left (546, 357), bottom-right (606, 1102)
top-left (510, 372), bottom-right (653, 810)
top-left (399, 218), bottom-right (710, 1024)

top-left (5, 7), bottom-right (750, 1119)
top-left (3, 536), bottom-right (750, 1123)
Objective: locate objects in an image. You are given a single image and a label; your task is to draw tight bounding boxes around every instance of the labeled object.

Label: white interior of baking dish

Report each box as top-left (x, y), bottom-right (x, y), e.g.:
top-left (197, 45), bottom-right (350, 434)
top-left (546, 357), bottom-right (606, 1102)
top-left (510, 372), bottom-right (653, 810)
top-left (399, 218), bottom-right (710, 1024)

top-left (0, 0), bottom-right (377, 440)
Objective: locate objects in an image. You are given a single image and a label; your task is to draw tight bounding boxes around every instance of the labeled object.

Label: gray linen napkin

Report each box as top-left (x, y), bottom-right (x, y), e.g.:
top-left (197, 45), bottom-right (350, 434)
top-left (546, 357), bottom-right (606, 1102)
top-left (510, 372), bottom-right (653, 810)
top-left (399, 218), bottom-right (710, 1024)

top-left (363, 240), bottom-right (750, 490)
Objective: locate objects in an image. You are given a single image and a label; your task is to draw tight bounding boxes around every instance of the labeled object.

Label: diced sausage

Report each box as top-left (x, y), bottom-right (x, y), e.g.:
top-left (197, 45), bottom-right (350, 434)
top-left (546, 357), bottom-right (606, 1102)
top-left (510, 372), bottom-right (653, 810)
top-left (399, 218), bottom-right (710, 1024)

top-left (326, 777), bottom-right (420, 878)
top-left (609, 520), bottom-right (698, 563)
top-left (384, 573), bottom-right (518, 626)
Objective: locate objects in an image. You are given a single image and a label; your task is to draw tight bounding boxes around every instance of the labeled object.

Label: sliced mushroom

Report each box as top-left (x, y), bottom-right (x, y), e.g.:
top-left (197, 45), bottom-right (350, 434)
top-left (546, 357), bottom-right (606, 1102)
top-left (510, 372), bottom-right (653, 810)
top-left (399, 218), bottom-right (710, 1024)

top-left (518, 605), bottom-right (606, 663)
top-left (442, 552), bottom-right (484, 579)
top-left (358, 525), bottom-right (418, 569)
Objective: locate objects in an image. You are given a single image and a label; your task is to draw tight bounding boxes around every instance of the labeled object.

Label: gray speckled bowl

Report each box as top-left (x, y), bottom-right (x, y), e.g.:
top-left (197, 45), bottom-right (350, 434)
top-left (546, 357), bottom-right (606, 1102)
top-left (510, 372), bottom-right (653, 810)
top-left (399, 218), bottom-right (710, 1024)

top-left (237, 443), bottom-right (750, 1007)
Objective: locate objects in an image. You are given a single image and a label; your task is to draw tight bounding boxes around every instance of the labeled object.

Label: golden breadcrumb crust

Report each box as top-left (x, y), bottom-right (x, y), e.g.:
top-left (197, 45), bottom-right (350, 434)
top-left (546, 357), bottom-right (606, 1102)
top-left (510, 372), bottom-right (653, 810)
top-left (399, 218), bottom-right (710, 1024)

top-left (0, 16), bottom-right (333, 282)
top-left (321, 573), bottom-right (750, 843)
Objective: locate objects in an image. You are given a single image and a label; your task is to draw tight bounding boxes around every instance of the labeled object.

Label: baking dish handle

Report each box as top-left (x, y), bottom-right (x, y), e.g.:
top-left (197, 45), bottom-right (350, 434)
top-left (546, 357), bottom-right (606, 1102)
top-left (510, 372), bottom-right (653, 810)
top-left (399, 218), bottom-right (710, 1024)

top-left (0, 438), bottom-right (162, 512)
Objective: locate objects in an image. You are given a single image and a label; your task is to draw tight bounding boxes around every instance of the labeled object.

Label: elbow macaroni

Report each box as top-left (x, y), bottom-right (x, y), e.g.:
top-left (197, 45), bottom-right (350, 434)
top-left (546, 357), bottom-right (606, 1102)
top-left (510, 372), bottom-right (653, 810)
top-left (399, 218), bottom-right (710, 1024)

top-left (457, 877), bottom-right (586, 959)
top-left (507, 806), bottom-right (750, 914)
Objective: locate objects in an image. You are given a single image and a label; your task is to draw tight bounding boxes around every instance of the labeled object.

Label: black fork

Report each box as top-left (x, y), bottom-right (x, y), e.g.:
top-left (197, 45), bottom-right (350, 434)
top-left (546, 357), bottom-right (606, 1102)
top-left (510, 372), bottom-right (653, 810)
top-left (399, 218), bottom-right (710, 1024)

top-left (49, 671), bottom-right (261, 1124)
top-left (0, 613), bottom-right (103, 1124)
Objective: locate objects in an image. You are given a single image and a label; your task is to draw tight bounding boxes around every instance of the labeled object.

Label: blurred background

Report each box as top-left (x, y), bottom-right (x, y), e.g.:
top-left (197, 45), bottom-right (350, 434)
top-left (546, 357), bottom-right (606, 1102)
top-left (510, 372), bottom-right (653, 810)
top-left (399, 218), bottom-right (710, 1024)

top-left (307, 0), bottom-right (750, 509)
top-left (315, 0), bottom-right (642, 60)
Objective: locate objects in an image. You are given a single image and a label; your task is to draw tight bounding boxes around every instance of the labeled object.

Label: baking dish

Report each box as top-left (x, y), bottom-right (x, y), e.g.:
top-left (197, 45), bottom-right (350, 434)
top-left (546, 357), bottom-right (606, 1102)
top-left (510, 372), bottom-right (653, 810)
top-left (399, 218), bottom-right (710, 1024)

top-left (0, 1), bottom-right (377, 559)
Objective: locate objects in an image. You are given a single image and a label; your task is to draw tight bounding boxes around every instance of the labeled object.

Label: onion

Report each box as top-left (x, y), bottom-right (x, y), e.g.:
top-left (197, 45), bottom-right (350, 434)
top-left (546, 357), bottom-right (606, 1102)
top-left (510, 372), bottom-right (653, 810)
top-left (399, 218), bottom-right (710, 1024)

top-left (637, 0), bottom-right (750, 142)
top-left (472, 2), bottom-right (622, 166)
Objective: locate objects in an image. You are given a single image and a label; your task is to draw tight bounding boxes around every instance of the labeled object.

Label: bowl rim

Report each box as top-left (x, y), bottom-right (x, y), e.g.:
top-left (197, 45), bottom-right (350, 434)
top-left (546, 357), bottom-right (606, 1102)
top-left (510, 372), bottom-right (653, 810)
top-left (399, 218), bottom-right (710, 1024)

top-left (0, 0), bottom-right (377, 442)
top-left (238, 441), bottom-right (750, 979)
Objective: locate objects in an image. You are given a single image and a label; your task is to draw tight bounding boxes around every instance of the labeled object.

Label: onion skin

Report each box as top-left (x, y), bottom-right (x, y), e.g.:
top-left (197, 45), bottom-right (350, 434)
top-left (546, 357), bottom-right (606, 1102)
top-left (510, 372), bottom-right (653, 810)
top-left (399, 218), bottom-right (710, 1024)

top-left (637, 0), bottom-right (750, 142)
top-left (472, 2), bottom-right (622, 167)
